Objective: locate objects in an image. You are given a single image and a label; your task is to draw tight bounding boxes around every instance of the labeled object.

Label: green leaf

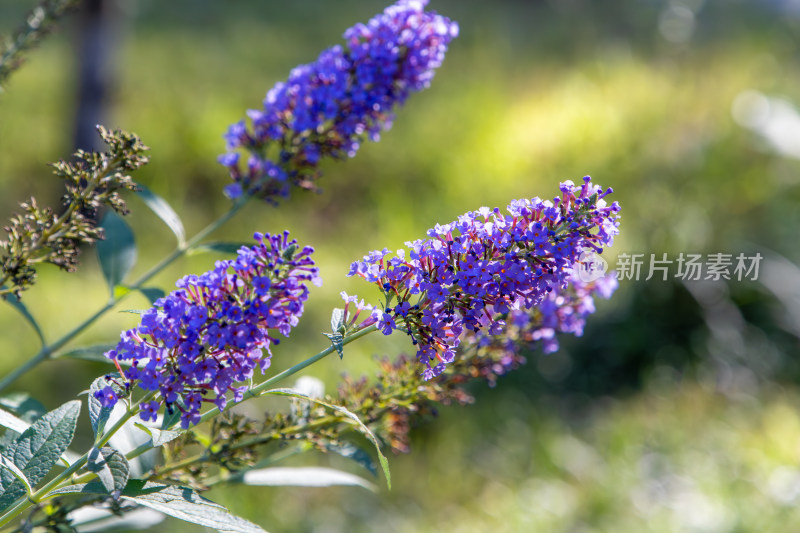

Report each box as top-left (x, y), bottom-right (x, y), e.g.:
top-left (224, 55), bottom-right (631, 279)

top-left (87, 446), bottom-right (129, 497)
top-left (322, 333), bottom-right (344, 360)
top-left (47, 480), bottom-right (107, 497)
top-left (187, 242), bottom-right (250, 256)
top-left (241, 466), bottom-right (376, 491)
top-left (69, 505), bottom-right (165, 531)
top-left (321, 441), bottom-right (378, 477)
top-left (97, 211), bottom-right (137, 296)
top-left (264, 389), bottom-right (391, 489)
top-left (160, 401), bottom-right (183, 431)
top-left (0, 400), bottom-right (81, 511)
top-left (58, 344), bottom-right (123, 365)
top-left (0, 394), bottom-right (45, 423)
top-left (331, 308), bottom-right (345, 334)
top-left (136, 185), bottom-right (186, 246)
top-left (133, 423), bottom-right (183, 447)
top-left (88, 375), bottom-right (122, 437)
top-left (120, 309), bottom-right (148, 315)
top-left (0, 402), bottom-right (76, 465)
top-left (139, 287), bottom-right (165, 304)
top-left (0, 454), bottom-right (31, 497)
top-left (0, 409), bottom-right (29, 435)
top-left (2, 290), bottom-right (45, 346)
top-left (121, 480), bottom-right (268, 533)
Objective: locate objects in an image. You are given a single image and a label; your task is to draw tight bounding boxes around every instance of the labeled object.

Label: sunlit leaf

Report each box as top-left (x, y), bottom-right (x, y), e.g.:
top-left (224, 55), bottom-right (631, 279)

top-left (88, 375), bottom-right (123, 437)
top-left (133, 423), bottom-right (183, 447)
top-left (242, 466), bottom-right (376, 491)
top-left (264, 389), bottom-right (391, 489)
top-left (121, 480), bottom-right (268, 533)
top-left (322, 332), bottom-right (344, 360)
top-left (68, 506), bottom-right (165, 531)
top-left (87, 446), bottom-right (129, 497)
top-left (0, 454), bottom-right (31, 497)
top-left (0, 400), bottom-right (81, 511)
top-left (0, 409), bottom-right (29, 435)
top-left (136, 185), bottom-right (185, 246)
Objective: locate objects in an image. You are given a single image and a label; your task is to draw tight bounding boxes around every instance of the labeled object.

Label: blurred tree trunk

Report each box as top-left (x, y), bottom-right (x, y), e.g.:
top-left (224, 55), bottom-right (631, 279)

top-left (73, 0), bottom-right (118, 151)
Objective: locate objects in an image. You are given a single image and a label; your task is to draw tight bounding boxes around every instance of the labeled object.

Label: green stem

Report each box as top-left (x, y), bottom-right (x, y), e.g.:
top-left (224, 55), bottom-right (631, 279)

top-left (197, 324), bottom-right (379, 426)
top-left (152, 325), bottom-right (379, 476)
top-left (0, 196), bottom-right (250, 392)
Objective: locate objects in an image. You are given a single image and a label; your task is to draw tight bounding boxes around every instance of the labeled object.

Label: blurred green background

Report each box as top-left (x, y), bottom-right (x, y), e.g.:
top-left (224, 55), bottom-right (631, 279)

top-left (2, 0), bottom-right (800, 531)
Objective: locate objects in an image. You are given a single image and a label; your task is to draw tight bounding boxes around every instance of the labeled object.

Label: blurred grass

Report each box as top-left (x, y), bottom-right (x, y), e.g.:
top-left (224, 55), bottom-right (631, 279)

top-left (1, 0), bottom-right (800, 531)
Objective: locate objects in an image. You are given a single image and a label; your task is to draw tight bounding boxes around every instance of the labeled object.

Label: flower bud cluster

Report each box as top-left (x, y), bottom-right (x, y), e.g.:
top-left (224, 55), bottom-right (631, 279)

top-left (348, 177), bottom-right (621, 379)
top-left (97, 231), bottom-right (321, 428)
top-left (219, 0), bottom-right (459, 202)
top-left (0, 126), bottom-right (147, 299)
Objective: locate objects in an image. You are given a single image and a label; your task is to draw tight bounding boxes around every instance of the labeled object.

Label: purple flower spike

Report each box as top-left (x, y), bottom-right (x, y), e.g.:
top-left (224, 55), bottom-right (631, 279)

top-left (100, 232), bottom-right (320, 427)
top-left (219, 0), bottom-right (458, 203)
top-left (348, 178), bottom-right (621, 379)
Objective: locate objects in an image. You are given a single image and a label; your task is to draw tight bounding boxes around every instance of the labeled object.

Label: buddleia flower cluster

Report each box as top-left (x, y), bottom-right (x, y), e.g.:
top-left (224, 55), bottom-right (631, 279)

top-left (162, 265), bottom-right (620, 481)
top-left (0, 126), bottom-right (148, 299)
top-left (96, 231), bottom-right (321, 428)
top-left (219, 0), bottom-right (459, 202)
top-left (339, 274), bottom-right (617, 453)
top-left (347, 177), bottom-right (621, 379)
top-left (461, 273), bottom-right (618, 385)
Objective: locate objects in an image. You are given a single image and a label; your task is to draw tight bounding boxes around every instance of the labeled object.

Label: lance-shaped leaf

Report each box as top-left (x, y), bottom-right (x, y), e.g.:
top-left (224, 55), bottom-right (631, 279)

top-left (133, 423), bottom-right (183, 448)
top-left (241, 467), bottom-right (376, 491)
top-left (88, 375), bottom-right (123, 437)
top-left (121, 480), bottom-right (268, 533)
top-left (330, 308), bottom-right (345, 334)
top-left (0, 454), bottom-right (31, 497)
top-left (322, 333), bottom-right (344, 360)
top-left (138, 287), bottom-right (165, 305)
top-left (2, 291), bottom-right (45, 345)
top-left (97, 211), bottom-right (137, 296)
top-left (0, 403), bottom-right (76, 465)
top-left (87, 447), bottom-right (129, 498)
top-left (48, 479), bottom-right (110, 496)
top-left (321, 441), bottom-right (378, 477)
top-left (0, 394), bottom-right (45, 423)
top-left (159, 400), bottom-right (185, 431)
top-left (68, 506), bottom-right (165, 532)
top-left (264, 389), bottom-right (391, 489)
top-left (187, 242), bottom-right (251, 256)
top-left (0, 400), bottom-right (81, 511)
top-left (0, 409), bottom-right (29, 436)
top-left (58, 344), bottom-right (121, 365)
top-left (136, 185), bottom-right (185, 246)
